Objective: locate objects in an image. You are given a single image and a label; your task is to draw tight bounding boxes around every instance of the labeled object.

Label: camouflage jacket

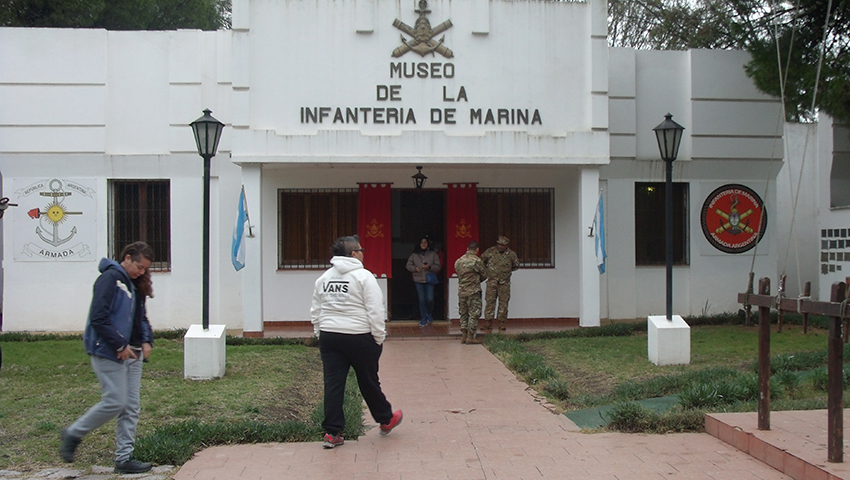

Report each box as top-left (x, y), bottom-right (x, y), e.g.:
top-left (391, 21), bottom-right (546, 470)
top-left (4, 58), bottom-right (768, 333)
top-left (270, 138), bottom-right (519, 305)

top-left (454, 251), bottom-right (486, 297)
top-left (481, 246), bottom-right (519, 284)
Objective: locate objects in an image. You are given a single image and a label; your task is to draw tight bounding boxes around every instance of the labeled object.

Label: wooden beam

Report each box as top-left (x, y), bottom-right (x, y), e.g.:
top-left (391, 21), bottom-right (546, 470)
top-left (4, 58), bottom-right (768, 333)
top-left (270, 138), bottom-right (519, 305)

top-left (738, 292), bottom-right (850, 318)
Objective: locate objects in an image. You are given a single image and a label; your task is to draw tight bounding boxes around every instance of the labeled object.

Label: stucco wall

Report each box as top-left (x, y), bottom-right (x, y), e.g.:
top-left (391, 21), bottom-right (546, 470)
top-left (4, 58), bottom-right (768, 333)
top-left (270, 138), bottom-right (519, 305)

top-left (0, 28), bottom-right (239, 332)
top-left (603, 47), bottom-right (785, 318)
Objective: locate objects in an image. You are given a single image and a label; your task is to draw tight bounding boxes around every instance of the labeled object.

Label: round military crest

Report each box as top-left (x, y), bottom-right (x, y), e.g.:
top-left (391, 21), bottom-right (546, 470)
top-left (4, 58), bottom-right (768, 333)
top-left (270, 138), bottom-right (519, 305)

top-left (700, 184), bottom-right (767, 254)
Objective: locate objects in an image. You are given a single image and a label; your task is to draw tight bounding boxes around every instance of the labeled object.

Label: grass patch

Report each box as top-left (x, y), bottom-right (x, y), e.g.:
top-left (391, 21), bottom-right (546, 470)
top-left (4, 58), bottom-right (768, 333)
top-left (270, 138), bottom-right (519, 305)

top-left (0, 334), bottom-right (361, 472)
top-left (486, 321), bottom-right (844, 433)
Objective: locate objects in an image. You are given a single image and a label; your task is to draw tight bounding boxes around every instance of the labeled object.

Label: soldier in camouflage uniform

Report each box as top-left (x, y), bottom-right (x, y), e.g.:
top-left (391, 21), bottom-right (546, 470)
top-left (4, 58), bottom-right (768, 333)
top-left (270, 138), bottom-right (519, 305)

top-left (481, 236), bottom-right (519, 332)
top-left (454, 241), bottom-right (486, 344)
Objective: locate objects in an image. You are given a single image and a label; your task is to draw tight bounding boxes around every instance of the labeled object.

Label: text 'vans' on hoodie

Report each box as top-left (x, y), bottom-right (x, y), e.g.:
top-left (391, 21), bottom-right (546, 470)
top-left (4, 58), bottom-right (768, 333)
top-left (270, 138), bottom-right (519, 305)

top-left (311, 255), bottom-right (387, 345)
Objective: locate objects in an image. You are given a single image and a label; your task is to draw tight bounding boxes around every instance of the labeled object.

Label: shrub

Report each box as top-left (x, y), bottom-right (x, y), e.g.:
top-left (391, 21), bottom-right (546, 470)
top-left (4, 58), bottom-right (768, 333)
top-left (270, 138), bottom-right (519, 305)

top-left (514, 322), bottom-right (639, 342)
top-left (604, 402), bottom-right (655, 433)
top-left (612, 375), bottom-right (680, 402)
top-left (679, 383), bottom-right (722, 410)
top-left (485, 336), bottom-right (525, 356)
top-left (811, 368), bottom-right (829, 391)
top-left (543, 379), bottom-right (570, 401)
top-left (506, 352), bottom-right (555, 385)
top-left (774, 370), bottom-right (802, 398)
top-left (604, 403), bottom-right (706, 434)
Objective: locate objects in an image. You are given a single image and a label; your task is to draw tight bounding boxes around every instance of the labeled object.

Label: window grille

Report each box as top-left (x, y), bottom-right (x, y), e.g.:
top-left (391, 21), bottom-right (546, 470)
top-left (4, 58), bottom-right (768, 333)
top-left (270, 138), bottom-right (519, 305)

top-left (278, 189), bottom-right (359, 269)
top-left (478, 188), bottom-right (554, 268)
top-left (108, 180), bottom-right (171, 271)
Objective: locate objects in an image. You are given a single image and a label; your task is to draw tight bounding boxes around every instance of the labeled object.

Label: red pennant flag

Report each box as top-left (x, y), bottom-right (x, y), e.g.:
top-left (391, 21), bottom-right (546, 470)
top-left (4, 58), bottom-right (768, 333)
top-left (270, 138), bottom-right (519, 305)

top-left (358, 183), bottom-right (392, 278)
top-left (446, 183), bottom-right (479, 277)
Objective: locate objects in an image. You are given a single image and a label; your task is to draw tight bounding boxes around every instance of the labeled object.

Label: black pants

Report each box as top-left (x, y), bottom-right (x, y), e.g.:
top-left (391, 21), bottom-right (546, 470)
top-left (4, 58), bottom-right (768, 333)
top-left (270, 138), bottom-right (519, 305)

top-left (319, 331), bottom-right (393, 436)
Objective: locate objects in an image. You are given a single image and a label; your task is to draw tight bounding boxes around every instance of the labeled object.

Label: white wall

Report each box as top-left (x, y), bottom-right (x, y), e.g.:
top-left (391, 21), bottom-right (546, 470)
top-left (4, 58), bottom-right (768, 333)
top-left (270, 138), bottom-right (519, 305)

top-left (777, 123), bottom-right (821, 300)
top-left (1, 3), bottom-right (828, 331)
top-left (0, 28), bottom-right (241, 332)
top-left (818, 118), bottom-right (850, 299)
top-left (258, 164), bottom-right (583, 322)
top-left (603, 48), bottom-right (785, 319)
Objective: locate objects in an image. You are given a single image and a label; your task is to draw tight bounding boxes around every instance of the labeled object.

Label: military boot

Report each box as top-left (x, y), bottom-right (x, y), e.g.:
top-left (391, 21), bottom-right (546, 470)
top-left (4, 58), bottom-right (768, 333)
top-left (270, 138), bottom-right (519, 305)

top-left (466, 333), bottom-right (482, 344)
top-left (481, 320), bottom-right (493, 333)
top-left (461, 330), bottom-right (468, 344)
top-left (498, 321), bottom-right (507, 333)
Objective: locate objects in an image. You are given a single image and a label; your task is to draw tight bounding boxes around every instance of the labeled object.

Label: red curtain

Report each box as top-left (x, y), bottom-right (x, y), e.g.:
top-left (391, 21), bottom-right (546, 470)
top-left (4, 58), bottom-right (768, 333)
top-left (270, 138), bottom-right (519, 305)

top-left (446, 183), bottom-right (479, 277)
top-left (358, 183), bottom-right (392, 278)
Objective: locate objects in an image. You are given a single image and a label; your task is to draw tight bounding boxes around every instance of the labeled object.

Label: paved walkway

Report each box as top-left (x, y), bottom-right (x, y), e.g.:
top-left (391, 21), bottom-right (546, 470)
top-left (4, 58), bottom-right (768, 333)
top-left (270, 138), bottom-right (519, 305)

top-left (173, 338), bottom-right (801, 480)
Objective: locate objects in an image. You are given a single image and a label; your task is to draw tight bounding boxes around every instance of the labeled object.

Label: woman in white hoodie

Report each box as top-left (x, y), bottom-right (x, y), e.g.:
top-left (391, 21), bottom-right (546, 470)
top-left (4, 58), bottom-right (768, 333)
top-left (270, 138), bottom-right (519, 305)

top-left (311, 235), bottom-right (403, 449)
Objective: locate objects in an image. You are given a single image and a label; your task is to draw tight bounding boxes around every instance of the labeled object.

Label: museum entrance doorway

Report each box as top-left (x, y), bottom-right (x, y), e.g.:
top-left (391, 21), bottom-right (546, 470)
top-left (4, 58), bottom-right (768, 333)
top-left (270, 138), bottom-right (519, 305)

top-left (390, 189), bottom-right (446, 321)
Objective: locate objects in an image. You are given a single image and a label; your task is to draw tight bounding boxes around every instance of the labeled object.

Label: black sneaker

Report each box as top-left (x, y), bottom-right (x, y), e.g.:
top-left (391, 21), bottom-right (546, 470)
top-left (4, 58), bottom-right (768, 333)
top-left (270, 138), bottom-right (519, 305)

top-left (114, 458), bottom-right (153, 474)
top-left (59, 428), bottom-right (81, 463)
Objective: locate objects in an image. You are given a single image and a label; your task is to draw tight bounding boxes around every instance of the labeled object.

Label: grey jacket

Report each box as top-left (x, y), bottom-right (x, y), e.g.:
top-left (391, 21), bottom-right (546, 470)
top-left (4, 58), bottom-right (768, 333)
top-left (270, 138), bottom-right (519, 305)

top-left (406, 250), bottom-right (442, 283)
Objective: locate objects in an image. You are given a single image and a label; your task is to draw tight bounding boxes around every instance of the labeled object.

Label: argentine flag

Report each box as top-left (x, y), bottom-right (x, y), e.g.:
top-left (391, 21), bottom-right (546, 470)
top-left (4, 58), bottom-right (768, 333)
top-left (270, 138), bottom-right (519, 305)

top-left (594, 192), bottom-right (607, 274)
top-left (232, 187), bottom-right (248, 271)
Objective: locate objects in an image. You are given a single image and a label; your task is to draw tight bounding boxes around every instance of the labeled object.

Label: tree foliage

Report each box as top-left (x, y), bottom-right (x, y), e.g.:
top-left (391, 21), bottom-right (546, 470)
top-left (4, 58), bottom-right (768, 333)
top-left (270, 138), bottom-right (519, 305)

top-left (609, 0), bottom-right (850, 123)
top-left (0, 0), bottom-right (231, 30)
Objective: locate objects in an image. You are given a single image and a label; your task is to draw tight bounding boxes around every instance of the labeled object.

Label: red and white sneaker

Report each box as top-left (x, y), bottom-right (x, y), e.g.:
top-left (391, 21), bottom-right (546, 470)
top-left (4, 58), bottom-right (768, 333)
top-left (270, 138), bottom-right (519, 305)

top-left (379, 410), bottom-right (404, 436)
top-left (322, 433), bottom-right (344, 449)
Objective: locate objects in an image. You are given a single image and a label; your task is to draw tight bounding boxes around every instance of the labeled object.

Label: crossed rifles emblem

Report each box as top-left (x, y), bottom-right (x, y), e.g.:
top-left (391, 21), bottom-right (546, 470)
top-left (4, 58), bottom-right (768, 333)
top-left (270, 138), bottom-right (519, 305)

top-left (392, 0), bottom-right (453, 58)
top-left (715, 194), bottom-right (755, 235)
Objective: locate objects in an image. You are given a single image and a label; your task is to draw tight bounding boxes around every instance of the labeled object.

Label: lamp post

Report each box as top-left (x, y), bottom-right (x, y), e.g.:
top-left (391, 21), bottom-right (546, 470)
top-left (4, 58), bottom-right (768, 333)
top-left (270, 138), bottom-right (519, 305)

top-left (190, 109), bottom-right (224, 330)
top-left (412, 165), bottom-right (427, 189)
top-left (653, 113), bottom-right (684, 321)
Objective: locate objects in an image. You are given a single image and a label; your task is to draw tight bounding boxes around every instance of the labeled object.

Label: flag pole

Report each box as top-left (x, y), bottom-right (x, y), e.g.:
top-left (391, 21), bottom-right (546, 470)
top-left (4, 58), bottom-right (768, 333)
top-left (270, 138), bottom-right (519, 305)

top-left (241, 185), bottom-right (255, 238)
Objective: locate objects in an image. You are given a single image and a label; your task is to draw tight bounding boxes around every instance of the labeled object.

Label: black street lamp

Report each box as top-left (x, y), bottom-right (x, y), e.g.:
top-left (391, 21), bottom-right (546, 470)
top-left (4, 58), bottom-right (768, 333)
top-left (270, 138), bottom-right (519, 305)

top-left (190, 109), bottom-right (225, 330)
top-left (653, 113), bottom-right (685, 321)
top-left (412, 165), bottom-right (428, 189)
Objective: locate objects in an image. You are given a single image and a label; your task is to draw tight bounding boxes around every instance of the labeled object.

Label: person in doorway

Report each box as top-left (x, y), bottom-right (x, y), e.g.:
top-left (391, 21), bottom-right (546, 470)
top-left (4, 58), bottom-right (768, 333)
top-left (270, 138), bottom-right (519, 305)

top-left (454, 240), bottom-right (486, 344)
top-left (60, 242), bottom-right (155, 474)
top-left (406, 236), bottom-right (442, 326)
top-left (481, 236), bottom-right (520, 333)
top-left (311, 235), bottom-right (403, 449)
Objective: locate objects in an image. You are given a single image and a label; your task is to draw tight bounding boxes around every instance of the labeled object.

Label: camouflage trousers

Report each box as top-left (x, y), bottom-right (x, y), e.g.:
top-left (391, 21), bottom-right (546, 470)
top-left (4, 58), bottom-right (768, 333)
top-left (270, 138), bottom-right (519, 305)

top-left (458, 291), bottom-right (482, 333)
top-left (484, 281), bottom-right (511, 326)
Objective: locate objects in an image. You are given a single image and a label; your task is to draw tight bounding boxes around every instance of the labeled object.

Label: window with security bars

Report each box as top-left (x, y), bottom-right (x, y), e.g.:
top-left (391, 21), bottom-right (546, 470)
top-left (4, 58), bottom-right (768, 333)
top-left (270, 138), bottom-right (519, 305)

top-left (478, 188), bottom-right (554, 267)
top-left (279, 189), bottom-right (358, 269)
top-left (109, 180), bottom-right (171, 272)
top-left (634, 182), bottom-right (689, 266)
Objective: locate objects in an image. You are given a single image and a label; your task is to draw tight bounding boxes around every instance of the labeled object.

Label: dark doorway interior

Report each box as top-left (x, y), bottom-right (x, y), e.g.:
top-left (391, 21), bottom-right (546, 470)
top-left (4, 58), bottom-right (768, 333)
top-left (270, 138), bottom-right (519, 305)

top-left (390, 189), bottom-right (446, 321)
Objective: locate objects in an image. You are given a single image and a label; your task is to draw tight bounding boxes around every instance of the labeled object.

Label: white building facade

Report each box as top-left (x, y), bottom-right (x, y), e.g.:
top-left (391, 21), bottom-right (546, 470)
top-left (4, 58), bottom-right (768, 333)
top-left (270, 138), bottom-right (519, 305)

top-left (2, 0), bottom-right (823, 335)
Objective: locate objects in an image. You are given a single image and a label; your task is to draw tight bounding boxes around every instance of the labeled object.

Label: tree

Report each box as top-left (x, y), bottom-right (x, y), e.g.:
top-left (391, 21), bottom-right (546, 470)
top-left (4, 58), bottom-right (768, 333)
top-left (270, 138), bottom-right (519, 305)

top-left (745, 0), bottom-right (850, 122)
top-left (0, 0), bottom-right (231, 30)
top-left (608, 0), bottom-right (850, 123)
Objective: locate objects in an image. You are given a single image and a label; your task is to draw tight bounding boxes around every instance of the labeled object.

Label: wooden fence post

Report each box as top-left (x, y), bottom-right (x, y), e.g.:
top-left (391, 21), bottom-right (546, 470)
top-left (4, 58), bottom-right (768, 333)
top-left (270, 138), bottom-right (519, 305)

top-left (758, 277), bottom-right (771, 431)
top-left (802, 281), bottom-right (811, 334)
top-left (828, 281), bottom-right (845, 463)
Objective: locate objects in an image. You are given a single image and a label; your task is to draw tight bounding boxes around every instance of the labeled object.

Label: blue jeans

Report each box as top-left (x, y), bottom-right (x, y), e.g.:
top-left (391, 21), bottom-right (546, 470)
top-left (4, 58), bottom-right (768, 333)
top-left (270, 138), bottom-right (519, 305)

top-left (414, 282), bottom-right (435, 321)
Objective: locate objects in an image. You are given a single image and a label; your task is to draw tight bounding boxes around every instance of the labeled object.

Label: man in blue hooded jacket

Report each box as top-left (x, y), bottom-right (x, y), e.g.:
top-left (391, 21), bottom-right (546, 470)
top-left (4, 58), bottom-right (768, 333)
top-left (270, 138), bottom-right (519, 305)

top-left (60, 242), bottom-right (155, 474)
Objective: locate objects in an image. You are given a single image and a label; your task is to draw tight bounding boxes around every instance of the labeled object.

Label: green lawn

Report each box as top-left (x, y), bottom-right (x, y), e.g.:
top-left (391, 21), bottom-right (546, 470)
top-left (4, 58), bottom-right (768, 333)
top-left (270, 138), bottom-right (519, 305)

top-left (0, 320), bottom-right (843, 472)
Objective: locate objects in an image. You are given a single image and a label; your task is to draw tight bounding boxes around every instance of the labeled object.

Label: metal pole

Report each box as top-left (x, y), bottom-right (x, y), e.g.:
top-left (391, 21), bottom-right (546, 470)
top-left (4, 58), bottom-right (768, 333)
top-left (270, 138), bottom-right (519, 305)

top-left (665, 158), bottom-right (673, 320)
top-left (203, 155), bottom-right (211, 330)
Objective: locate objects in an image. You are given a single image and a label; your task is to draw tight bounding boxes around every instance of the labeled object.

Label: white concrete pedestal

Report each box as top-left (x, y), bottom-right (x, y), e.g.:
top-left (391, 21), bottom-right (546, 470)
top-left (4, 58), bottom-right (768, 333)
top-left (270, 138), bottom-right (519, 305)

top-left (647, 315), bottom-right (690, 366)
top-left (184, 324), bottom-right (226, 380)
